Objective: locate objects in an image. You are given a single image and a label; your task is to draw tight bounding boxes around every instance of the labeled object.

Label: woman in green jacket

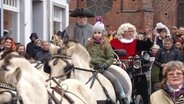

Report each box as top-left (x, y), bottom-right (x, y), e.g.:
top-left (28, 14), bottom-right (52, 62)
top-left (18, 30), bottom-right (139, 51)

top-left (86, 22), bottom-right (129, 104)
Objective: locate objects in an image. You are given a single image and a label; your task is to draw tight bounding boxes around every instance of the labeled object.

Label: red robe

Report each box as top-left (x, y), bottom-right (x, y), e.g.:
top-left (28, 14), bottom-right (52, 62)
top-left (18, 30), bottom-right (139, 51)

top-left (110, 38), bottom-right (137, 60)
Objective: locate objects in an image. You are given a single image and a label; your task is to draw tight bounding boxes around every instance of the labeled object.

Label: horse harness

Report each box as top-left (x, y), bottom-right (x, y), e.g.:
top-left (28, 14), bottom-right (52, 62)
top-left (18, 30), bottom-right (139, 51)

top-left (50, 54), bottom-right (116, 104)
top-left (0, 82), bottom-right (23, 104)
top-left (47, 77), bottom-right (87, 104)
top-left (33, 61), bottom-right (43, 70)
top-left (51, 55), bottom-right (99, 87)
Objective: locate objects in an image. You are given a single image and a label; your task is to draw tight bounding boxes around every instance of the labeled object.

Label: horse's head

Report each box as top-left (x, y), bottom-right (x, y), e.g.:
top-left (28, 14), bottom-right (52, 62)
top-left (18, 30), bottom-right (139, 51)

top-left (0, 54), bottom-right (25, 91)
top-left (46, 55), bottom-right (73, 78)
top-left (58, 40), bottom-right (91, 66)
top-left (0, 66), bottom-right (23, 104)
top-left (0, 54), bottom-right (48, 104)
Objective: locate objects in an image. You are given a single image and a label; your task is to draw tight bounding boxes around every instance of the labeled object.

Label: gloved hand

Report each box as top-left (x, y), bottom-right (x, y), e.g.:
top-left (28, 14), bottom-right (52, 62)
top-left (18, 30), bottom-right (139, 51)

top-left (98, 63), bottom-right (108, 69)
top-left (94, 63), bottom-right (108, 73)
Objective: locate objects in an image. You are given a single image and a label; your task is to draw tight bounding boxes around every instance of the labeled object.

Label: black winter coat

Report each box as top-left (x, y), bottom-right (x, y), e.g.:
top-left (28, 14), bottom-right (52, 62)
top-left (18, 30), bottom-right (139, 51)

top-left (154, 46), bottom-right (183, 68)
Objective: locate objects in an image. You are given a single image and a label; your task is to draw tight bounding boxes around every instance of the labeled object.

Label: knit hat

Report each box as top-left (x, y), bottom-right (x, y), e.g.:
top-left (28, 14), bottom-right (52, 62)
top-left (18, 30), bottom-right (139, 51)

top-left (94, 16), bottom-right (103, 23)
top-left (92, 22), bottom-right (105, 33)
top-left (151, 44), bottom-right (160, 49)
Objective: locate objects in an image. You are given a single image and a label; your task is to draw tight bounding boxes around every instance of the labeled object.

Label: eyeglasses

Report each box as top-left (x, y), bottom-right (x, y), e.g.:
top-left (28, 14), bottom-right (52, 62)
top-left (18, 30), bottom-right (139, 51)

top-left (167, 72), bottom-right (183, 77)
top-left (125, 30), bottom-right (134, 32)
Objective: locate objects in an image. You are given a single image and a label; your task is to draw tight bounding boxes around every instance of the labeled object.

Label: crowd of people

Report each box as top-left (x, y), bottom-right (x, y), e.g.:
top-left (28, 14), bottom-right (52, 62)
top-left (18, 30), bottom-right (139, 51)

top-left (62, 8), bottom-right (184, 104)
top-left (1, 7), bottom-right (184, 104)
top-left (0, 32), bottom-right (52, 65)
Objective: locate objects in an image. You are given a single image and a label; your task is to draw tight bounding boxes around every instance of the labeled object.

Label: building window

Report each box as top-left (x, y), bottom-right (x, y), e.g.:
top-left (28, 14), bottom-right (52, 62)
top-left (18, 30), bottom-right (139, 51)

top-left (177, 1), bottom-right (184, 27)
top-left (53, 6), bottom-right (62, 22)
top-left (120, 0), bottom-right (137, 13)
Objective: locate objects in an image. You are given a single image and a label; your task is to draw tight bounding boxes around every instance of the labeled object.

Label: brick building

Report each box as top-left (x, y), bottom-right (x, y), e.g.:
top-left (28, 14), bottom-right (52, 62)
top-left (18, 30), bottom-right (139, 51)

top-left (68, 0), bottom-right (184, 32)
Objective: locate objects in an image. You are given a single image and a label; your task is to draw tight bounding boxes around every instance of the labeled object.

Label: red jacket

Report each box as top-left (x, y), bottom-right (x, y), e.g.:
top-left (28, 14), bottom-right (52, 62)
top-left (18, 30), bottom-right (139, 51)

top-left (111, 38), bottom-right (137, 60)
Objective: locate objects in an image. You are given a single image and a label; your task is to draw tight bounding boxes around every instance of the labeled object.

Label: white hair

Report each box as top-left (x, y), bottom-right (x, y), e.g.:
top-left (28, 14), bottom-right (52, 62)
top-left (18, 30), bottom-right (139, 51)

top-left (117, 23), bottom-right (137, 38)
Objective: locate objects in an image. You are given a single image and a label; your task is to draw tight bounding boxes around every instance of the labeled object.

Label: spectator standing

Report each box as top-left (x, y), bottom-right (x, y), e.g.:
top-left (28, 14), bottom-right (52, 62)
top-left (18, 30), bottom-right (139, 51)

top-left (50, 31), bottom-right (63, 45)
top-left (154, 38), bottom-right (183, 81)
top-left (150, 44), bottom-right (161, 92)
top-left (35, 41), bottom-right (51, 64)
top-left (2, 37), bottom-right (16, 51)
top-left (26, 33), bottom-right (39, 59)
top-left (16, 44), bottom-right (31, 60)
top-left (63, 8), bottom-right (94, 46)
top-left (175, 39), bottom-right (183, 51)
top-left (178, 26), bottom-right (184, 37)
top-left (153, 22), bottom-right (171, 48)
top-left (0, 37), bottom-right (5, 52)
top-left (150, 61), bottom-right (184, 104)
top-left (170, 26), bottom-right (179, 43)
top-left (34, 39), bottom-right (42, 47)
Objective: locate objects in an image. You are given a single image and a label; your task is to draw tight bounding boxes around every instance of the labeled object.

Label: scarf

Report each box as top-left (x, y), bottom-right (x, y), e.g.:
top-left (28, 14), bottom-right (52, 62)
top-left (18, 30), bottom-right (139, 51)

top-left (118, 36), bottom-right (134, 43)
top-left (163, 84), bottom-right (184, 100)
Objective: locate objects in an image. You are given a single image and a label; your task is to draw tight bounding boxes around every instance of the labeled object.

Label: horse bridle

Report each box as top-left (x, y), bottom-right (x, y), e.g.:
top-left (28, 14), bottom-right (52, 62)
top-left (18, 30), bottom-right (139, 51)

top-left (0, 82), bottom-right (23, 104)
top-left (50, 54), bottom-right (98, 88)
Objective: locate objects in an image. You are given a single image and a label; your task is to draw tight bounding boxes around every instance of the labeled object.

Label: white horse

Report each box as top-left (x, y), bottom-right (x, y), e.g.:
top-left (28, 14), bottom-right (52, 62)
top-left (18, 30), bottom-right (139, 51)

top-left (47, 78), bottom-right (97, 104)
top-left (48, 40), bottom-right (132, 103)
top-left (0, 53), bottom-right (96, 104)
top-left (0, 59), bottom-right (48, 104)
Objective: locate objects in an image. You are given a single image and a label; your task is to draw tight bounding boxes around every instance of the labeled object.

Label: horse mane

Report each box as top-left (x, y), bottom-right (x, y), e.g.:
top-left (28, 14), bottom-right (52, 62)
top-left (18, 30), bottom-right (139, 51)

top-left (62, 39), bottom-right (91, 64)
top-left (0, 49), bottom-right (19, 60)
top-left (2, 53), bottom-right (23, 66)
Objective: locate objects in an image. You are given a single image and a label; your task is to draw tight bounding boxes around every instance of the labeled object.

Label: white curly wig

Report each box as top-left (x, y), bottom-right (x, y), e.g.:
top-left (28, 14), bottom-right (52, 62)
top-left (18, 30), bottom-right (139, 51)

top-left (117, 23), bottom-right (137, 38)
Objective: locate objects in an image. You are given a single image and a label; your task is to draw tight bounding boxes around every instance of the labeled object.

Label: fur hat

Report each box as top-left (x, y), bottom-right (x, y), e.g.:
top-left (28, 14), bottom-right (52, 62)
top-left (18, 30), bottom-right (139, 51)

top-left (117, 23), bottom-right (137, 37)
top-left (70, 8), bottom-right (94, 18)
top-left (154, 22), bottom-right (171, 37)
top-left (92, 22), bottom-right (105, 33)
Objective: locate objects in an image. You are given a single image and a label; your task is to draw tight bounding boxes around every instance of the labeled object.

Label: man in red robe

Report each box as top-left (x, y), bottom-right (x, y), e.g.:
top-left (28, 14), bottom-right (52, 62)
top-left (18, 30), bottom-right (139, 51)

top-left (110, 23), bottom-right (153, 60)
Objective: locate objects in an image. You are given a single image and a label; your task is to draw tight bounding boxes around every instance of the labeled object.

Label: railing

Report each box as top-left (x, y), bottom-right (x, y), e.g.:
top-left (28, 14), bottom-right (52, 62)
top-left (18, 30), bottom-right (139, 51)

top-left (3, 0), bottom-right (17, 7)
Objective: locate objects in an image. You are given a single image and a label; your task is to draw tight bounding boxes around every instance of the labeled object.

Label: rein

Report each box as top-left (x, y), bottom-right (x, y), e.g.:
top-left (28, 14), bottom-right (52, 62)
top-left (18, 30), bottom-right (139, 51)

top-left (0, 82), bottom-right (23, 104)
top-left (51, 54), bottom-right (99, 88)
top-left (47, 77), bottom-right (87, 104)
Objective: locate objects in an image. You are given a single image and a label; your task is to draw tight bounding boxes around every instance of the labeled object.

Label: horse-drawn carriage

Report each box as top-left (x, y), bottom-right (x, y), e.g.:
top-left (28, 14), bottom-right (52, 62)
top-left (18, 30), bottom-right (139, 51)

top-left (43, 40), bottom-right (132, 104)
top-left (114, 49), bottom-right (152, 104)
top-left (0, 50), bottom-right (97, 104)
top-left (0, 40), bottom-right (151, 104)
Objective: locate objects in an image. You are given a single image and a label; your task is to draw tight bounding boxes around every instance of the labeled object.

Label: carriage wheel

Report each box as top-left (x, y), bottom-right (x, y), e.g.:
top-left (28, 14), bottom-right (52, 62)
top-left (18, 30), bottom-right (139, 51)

top-left (135, 95), bottom-right (144, 104)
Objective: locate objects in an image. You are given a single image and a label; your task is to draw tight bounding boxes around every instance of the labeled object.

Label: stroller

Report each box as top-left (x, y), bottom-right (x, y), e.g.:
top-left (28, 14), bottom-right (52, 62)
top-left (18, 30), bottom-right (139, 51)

top-left (113, 50), bottom-right (152, 104)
